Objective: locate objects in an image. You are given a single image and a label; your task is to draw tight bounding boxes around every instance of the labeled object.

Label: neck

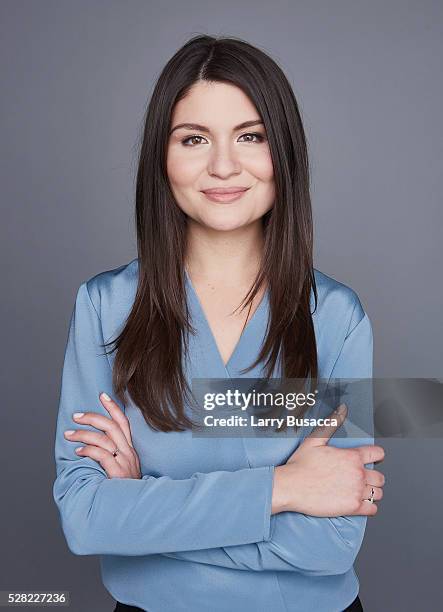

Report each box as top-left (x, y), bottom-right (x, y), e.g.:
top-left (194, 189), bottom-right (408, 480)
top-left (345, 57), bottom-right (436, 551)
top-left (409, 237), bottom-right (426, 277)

top-left (184, 218), bottom-right (264, 285)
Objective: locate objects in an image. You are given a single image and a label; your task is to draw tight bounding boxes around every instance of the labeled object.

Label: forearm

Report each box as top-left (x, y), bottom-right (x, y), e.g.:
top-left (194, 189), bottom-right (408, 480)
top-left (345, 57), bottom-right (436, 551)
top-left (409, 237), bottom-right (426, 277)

top-left (53, 463), bottom-right (274, 556)
top-left (163, 511), bottom-right (368, 574)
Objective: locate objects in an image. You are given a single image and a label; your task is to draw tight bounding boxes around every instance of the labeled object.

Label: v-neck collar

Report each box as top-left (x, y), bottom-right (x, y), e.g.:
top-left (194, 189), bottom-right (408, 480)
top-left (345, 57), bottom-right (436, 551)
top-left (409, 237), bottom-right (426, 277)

top-left (184, 268), bottom-right (271, 379)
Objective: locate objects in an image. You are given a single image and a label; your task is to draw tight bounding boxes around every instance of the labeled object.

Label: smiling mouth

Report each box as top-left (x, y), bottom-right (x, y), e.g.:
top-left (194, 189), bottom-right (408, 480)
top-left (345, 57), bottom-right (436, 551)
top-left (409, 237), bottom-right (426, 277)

top-left (201, 187), bottom-right (251, 203)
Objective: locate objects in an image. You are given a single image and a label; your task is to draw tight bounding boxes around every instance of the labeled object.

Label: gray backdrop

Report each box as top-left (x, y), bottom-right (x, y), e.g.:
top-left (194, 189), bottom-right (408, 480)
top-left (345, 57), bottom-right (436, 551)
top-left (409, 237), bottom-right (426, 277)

top-left (1, 1), bottom-right (442, 610)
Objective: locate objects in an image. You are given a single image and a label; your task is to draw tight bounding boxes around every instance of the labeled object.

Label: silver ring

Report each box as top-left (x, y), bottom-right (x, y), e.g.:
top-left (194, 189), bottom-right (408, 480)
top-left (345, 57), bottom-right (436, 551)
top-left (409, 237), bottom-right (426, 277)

top-left (368, 486), bottom-right (375, 503)
top-left (112, 448), bottom-right (119, 457)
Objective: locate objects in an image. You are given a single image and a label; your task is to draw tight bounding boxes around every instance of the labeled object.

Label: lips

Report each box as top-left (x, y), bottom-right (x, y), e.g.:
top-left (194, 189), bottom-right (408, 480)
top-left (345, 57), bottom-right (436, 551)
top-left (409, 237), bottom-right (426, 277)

top-left (201, 186), bottom-right (250, 195)
top-left (201, 186), bottom-right (250, 203)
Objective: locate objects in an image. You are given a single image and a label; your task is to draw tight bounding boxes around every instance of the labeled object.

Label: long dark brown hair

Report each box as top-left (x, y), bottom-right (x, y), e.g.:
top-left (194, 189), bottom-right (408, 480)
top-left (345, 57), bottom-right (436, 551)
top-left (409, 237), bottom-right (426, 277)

top-left (103, 34), bottom-right (318, 432)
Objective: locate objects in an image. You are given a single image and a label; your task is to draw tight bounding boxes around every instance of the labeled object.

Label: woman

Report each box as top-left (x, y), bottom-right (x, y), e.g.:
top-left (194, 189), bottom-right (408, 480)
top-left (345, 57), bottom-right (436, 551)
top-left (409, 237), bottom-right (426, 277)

top-left (53, 34), bottom-right (385, 612)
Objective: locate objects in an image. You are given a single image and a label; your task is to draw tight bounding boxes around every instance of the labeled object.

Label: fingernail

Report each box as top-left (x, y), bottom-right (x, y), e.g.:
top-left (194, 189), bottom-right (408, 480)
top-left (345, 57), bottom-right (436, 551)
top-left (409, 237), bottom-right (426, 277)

top-left (100, 392), bottom-right (111, 401)
top-left (73, 412), bottom-right (84, 419)
top-left (75, 446), bottom-right (84, 453)
top-left (336, 404), bottom-right (347, 415)
top-left (64, 430), bottom-right (75, 436)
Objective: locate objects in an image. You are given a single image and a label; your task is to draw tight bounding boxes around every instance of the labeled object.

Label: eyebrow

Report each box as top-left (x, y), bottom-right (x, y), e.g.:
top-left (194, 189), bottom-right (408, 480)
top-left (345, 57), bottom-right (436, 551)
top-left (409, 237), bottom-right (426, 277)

top-left (169, 119), bottom-right (264, 135)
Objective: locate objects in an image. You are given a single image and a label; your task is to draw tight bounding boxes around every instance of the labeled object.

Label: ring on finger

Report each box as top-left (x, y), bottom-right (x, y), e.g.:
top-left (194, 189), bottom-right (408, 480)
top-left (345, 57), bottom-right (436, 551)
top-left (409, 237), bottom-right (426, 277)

top-left (364, 485), bottom-right (375, 503)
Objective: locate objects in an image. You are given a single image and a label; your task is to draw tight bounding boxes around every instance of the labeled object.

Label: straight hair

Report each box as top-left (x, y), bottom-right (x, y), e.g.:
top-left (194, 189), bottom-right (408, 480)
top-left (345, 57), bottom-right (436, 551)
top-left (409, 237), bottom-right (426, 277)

top-left (103, 34), bottom-right (318, 432)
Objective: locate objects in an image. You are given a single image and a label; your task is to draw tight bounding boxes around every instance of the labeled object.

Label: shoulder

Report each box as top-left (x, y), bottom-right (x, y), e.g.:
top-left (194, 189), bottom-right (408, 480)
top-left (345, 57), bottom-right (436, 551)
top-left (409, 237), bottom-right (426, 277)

top-left (84, 258), bottom-right (138, 309)
top-left (77, 259), bottom-right (139, 337)
top-left (312, 268), bottom-right (373, 379)
top-left (312, 267), bottom-right (367, 335)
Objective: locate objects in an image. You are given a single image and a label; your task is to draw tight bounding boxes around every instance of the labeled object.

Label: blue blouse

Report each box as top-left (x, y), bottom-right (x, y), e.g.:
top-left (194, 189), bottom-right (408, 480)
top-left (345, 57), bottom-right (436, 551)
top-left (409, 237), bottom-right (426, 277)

top-left (53, 258), bottom-right (374, 612)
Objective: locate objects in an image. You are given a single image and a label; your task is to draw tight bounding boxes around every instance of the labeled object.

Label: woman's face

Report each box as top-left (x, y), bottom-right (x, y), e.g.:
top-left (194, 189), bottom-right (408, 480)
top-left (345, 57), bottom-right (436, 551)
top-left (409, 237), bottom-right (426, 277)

top-left (166, 80), bottom-right (275, 232)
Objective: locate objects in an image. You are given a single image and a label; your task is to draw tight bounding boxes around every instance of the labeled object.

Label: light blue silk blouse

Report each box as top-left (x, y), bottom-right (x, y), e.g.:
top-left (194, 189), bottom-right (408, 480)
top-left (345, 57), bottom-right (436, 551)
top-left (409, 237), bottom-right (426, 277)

top-left (53, 257), bottom-right (374, 612)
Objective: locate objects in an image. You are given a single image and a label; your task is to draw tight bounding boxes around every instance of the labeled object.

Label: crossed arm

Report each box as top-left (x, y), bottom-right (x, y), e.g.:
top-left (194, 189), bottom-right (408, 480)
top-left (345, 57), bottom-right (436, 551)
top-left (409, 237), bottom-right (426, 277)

top-left (53, 281), bottom-right (373, 576)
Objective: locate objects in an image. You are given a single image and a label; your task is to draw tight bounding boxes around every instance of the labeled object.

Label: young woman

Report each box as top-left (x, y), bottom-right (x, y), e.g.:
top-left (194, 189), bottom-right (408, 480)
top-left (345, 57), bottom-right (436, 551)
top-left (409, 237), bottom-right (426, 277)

top-left (53, 35), bottom-right (385, 612)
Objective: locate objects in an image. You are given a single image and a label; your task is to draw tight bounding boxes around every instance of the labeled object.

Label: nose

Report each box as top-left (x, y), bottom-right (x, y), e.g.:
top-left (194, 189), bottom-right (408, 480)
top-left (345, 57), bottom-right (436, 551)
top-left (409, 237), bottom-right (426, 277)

top-left (206, 141), bottom-right (242, 178)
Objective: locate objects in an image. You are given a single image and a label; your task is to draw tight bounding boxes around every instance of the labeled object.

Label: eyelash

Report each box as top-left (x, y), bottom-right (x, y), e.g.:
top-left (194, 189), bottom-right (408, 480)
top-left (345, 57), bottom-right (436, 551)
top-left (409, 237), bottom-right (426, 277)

top-left (180, 132), bottom-right (266, 146)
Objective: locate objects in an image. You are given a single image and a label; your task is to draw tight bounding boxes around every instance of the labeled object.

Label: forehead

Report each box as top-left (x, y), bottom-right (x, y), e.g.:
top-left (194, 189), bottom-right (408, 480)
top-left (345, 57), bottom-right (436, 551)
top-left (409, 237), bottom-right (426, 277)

top-left (171, 81), bottom-right (260, 126)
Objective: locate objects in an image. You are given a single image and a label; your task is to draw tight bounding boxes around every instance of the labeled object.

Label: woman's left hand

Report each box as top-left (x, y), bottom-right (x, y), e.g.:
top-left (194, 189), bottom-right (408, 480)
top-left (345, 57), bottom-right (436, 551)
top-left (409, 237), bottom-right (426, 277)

top-left (64, 392), bottom-right (142, 479)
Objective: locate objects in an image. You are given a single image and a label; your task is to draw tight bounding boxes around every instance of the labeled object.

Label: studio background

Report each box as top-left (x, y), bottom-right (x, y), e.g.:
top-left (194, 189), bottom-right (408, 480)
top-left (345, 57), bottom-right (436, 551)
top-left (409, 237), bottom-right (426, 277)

top-left (1, 1), bottom-right (442, 610)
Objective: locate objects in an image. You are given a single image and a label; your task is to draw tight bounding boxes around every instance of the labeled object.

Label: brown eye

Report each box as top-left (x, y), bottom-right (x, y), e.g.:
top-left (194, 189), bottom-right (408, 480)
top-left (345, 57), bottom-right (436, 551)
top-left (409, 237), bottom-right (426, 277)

top-left (239, 132), bottom-right (266, 143)
top-left (180, 132), bottom-right (266, 146)
top-left (181, 135), bottom-right (207, 146)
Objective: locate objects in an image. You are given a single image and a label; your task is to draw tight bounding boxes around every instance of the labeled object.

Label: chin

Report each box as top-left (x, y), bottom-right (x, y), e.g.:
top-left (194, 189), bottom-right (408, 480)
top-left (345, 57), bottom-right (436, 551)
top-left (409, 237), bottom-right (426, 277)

top-left (197, 211), bottom-right (257, 232)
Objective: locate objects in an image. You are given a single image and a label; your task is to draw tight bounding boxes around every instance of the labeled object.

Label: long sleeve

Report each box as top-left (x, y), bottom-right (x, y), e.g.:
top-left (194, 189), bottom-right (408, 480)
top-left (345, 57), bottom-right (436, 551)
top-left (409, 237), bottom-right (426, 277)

top-left (163, 300), bottom-right (374, 575)
top-left (52, 282), bottom-right (275, 556)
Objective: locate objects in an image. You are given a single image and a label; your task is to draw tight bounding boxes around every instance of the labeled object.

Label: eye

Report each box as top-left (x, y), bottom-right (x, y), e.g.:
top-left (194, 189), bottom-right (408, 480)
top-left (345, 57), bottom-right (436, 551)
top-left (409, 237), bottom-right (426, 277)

top-left (238, 132), bottom-right (266, 143)
top-left (180, 132), bottom-right (267, 147)
top-left (181, 135), bottom-right (208, 146)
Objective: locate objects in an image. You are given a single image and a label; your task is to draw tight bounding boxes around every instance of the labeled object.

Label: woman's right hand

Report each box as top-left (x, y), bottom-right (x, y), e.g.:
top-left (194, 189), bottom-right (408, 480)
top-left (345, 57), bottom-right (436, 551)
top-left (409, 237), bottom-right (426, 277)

top-left (271, 404), bottom-right (385, 517)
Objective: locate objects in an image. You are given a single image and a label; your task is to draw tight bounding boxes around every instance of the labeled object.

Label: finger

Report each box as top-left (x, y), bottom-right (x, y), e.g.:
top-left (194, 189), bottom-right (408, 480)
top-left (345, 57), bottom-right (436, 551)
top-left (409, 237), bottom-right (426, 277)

top-left (72, 410), bottom-right (132, 455)
top-left (75, 445), bottom-right (124, 478)
top-left (356, 445), bottom-right (385, 465)
top-left (64, 429), bottom-right (119, 456)
top-left (99, 392), bottom-right (134, 447)
top-left (300, 403), bottom-right (348, 447)
top-left (355, 499), bottom-right (379, 516)
top-left (362, 484), bottom-right (383, 502)
top-left (363, 468), bottom-right (385, 487)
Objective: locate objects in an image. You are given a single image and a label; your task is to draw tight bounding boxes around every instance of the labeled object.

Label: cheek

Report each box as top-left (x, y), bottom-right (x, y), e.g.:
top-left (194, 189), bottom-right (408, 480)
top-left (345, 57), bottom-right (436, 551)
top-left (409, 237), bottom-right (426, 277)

top-left (167, 149), bottom-right (201, 188)
top-left (244, 149), bottom-right (274, 184)
top-left (253, 153), bottom-right (275, 208)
